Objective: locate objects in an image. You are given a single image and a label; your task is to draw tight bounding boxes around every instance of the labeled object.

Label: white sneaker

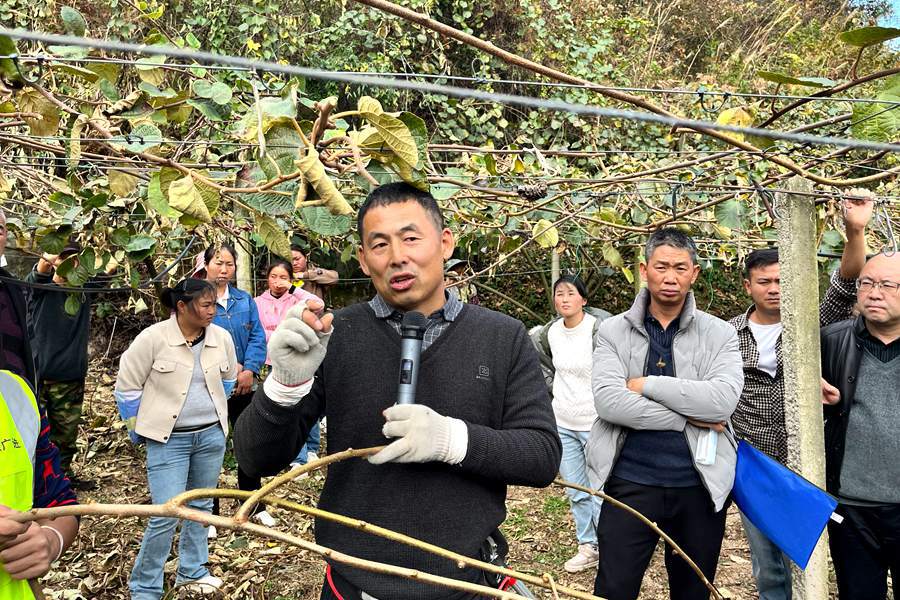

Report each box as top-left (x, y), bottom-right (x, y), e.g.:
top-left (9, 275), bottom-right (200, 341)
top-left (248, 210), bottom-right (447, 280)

top-left (182, 574), bottom-right (223, 594)
top-left (564, 543), bottom-right (599, 573)
top-left (307, 451), bottom-right (319, 463)
top-left (206, 525), bottom-right (217, 540)
top-left (253, 510), bottom-right (277, 527)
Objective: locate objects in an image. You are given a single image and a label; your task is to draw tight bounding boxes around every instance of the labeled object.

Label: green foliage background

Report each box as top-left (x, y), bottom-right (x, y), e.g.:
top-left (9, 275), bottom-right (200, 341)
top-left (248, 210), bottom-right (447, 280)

top-left (0, 0), bottom-right (895, 323)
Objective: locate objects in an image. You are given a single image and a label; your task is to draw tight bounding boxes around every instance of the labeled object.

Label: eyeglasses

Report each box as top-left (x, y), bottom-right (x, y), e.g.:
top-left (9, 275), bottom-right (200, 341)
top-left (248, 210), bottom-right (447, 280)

top-left (856, 278), bottom-right (900, 294)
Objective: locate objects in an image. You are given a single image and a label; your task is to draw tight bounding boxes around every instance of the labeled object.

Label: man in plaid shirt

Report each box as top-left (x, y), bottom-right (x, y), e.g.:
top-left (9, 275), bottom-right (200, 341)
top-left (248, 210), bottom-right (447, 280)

top-left (729, 193), bottom-right (874, 600)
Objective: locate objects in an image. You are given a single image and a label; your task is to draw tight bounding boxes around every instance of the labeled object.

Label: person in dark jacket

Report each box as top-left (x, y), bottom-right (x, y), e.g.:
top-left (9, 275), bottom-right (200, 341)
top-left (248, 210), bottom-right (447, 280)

top-left (0, 210), bottom-right (79, 597)
top-left (821, 251), bottom-right (900, 600)
top-left (0, 209), bottom-right (37, 389)
top-left (25, 245), bottom-right (114, 480)
top-left (235, 182), bottom-right (561, 600)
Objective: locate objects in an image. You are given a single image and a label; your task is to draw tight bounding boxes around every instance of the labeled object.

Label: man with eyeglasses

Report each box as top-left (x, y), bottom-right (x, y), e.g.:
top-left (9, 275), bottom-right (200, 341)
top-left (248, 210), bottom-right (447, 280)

top-left (821, 250), bottom-right (900, 599)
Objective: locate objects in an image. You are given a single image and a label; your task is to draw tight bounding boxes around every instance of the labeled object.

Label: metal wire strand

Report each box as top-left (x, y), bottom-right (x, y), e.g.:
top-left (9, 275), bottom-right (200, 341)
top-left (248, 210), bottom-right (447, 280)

top-left (2, 29), bottom-right (900, 154)
top-left (5, 54), bottom-right (900, 106)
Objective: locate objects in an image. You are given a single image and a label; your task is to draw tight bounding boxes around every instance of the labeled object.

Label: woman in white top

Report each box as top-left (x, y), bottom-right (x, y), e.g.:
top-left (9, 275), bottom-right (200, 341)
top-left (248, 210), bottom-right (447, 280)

top-left (532, 275), bottom-right (609, 574)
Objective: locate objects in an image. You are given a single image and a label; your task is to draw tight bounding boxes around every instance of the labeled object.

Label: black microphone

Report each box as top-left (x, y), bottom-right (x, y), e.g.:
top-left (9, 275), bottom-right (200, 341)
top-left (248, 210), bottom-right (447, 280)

top-left (396, 311), bottom-right (428, 405)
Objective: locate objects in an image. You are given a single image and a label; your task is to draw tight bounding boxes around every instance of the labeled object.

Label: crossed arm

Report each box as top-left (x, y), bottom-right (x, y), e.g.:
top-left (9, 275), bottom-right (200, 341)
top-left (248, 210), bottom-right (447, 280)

top-left (592, 327), bottom-right (743, 431)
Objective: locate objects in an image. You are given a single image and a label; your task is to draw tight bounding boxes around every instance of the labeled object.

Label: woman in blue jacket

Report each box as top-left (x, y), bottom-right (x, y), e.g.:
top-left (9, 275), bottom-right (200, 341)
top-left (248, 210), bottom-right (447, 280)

top-left (202, 243), bottom-right (273, 528)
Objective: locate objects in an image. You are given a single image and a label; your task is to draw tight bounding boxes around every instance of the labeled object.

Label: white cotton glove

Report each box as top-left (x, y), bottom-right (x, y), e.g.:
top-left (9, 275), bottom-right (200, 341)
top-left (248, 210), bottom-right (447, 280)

top-left (269, 302), bottom-right (332, 388)
top-left (369, 404), bottom-right (468, 465)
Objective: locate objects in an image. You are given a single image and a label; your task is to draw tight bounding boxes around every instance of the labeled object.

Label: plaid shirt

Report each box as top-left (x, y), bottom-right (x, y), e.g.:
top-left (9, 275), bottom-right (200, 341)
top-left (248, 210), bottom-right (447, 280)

top-left (729, 270), bottom-right (857, 464)
top-left (368, 290), bottom-right (464, 351)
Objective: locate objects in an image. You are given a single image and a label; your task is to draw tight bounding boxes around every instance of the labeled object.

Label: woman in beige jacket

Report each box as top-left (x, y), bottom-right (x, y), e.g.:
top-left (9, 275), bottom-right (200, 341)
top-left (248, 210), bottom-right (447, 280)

top-left (114, 279), bottom-right (237, 599)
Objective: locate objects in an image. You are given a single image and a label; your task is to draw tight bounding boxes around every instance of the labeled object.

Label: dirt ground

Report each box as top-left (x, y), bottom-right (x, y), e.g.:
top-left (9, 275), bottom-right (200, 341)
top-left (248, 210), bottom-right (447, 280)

top-left (39, 368), bottom-right (790, 600)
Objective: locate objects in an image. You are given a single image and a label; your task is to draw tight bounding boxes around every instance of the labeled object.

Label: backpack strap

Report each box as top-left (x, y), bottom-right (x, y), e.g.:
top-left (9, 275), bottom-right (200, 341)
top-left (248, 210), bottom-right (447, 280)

top-left (539, 321), bottom-right (553, 360)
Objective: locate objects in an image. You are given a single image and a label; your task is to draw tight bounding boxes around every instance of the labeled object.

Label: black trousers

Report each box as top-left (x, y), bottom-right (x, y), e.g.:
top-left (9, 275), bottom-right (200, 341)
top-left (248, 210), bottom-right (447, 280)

top-left (213, 391), bottom-right (262, 516)
top-left (228, 391), bottom-right (263, 493)
top-left (829, 502), bottom-right (900, 600)
top-left (593, 477), bottom-right (728, 600)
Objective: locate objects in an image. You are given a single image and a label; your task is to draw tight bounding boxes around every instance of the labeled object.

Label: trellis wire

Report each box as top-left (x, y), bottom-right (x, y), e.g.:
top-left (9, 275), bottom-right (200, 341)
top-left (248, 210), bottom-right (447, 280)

top-left (7, 53), bottom-right (900, 107)
top-left (3, 29), bottom-right (900, 154)
top-left (6, 132), bottom-right (804, 155)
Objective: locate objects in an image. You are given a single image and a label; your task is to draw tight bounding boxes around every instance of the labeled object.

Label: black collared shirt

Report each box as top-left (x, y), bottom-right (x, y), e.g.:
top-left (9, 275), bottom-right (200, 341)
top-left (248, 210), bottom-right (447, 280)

top-left (644, 313), bottom-right (680, 377)
top-left (859, 325), bottom-right (900, 363)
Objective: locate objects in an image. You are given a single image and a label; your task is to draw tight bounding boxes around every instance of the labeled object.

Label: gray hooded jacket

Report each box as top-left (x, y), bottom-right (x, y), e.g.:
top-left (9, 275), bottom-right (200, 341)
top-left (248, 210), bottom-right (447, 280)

top-left (586, 288), bottom-right (743, 511)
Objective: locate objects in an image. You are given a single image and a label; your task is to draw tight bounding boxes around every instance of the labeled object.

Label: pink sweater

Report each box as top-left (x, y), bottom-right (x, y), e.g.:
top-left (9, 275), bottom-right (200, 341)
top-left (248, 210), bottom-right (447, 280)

top-left (254, 288), bottom-right (320, 364)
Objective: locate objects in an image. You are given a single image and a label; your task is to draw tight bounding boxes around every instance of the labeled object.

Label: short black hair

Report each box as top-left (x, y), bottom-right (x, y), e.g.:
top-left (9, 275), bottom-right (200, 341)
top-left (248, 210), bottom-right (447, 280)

top-left (290, 244), bottom-right (304, 254)
top-left (744, 248), bottom-right (779, 278)
top-left (357, 182), bottom-right (444, 240)
top-left (553, 274), bottom-right (588, 299)
top-left (645, 228), bottom-right (698, 264)
top-left (160, 278), bottom-right (216, 311)
top-left (203, 242), bottom-right (237, 264)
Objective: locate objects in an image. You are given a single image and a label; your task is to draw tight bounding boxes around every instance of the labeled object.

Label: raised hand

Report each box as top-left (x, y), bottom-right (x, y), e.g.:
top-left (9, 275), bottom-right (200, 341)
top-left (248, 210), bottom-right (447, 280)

top-left (842, 188), bottom-right (875, 234)
top-left (268, 300), bottom-right (334, 387)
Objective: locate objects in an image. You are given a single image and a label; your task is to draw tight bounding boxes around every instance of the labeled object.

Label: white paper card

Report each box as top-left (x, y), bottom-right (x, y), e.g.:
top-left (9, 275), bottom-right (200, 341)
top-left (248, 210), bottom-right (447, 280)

top-left (695, 429), bottom-right (718, 466)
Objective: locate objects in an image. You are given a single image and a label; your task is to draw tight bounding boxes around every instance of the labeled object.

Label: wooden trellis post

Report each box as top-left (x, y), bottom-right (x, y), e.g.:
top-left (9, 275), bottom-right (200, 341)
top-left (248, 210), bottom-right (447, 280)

top-left (551, 249), bottom-right (560, 289)
top-left (235, 206), bottom-right (254, 295)
top-left (777, 176), bottom-right (829, 600)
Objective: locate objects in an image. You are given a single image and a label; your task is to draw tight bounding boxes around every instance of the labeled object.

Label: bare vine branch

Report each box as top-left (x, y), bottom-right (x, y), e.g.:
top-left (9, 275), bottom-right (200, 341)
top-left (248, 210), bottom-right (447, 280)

top-left (13, 443), bottom-right (725, 600)
top-left (759, 65), bottom-right (900, 128)
top-left (350, 0), bottom-right (900, 187)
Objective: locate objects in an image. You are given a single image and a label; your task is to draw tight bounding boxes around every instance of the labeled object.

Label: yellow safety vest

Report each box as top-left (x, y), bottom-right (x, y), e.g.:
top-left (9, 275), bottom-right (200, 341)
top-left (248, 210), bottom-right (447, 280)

top-left (0, 370), bottom-right (39, 600)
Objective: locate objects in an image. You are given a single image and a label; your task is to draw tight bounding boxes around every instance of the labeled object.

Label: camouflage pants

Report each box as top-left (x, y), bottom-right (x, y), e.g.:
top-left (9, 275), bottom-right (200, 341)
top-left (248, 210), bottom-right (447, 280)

top-left (39, 379), bottom-right (85, 473)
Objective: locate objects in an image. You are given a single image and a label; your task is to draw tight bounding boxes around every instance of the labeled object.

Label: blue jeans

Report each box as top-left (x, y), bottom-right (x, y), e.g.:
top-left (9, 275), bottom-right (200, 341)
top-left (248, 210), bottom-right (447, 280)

top-left (558, 426), bottom-right (601, 546)
top-left (740, 512), bottom-right (792, 600)
top-left (130, 426), bottom-right (226, 600)
top-left (294, 421), bottom-right (321, 464)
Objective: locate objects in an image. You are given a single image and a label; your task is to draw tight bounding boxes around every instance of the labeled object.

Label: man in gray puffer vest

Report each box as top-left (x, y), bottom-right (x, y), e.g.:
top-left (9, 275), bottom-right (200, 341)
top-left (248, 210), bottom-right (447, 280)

top-left (587, 228), bottom-right (743, 600)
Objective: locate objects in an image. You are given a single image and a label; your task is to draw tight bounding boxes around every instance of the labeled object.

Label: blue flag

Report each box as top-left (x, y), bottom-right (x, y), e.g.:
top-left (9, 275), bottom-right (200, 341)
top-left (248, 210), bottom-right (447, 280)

top-left (732, 440), bottom-right (837, 569)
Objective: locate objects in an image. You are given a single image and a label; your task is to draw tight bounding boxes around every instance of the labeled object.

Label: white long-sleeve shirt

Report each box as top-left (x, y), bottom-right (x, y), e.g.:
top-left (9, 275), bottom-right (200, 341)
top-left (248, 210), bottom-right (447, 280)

top-left (549, 314), bottom-right (597, 431)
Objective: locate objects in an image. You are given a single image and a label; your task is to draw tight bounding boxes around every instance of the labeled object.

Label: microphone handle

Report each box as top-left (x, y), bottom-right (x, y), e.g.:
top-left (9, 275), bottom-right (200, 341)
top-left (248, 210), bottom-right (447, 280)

top-left (396, 336), bottom-right (424, 405)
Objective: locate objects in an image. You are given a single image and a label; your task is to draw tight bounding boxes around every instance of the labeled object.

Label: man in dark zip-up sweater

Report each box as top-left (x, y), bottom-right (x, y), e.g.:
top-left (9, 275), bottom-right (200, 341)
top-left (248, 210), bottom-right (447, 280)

top-left (236, 183), bottom-right (561, 600)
